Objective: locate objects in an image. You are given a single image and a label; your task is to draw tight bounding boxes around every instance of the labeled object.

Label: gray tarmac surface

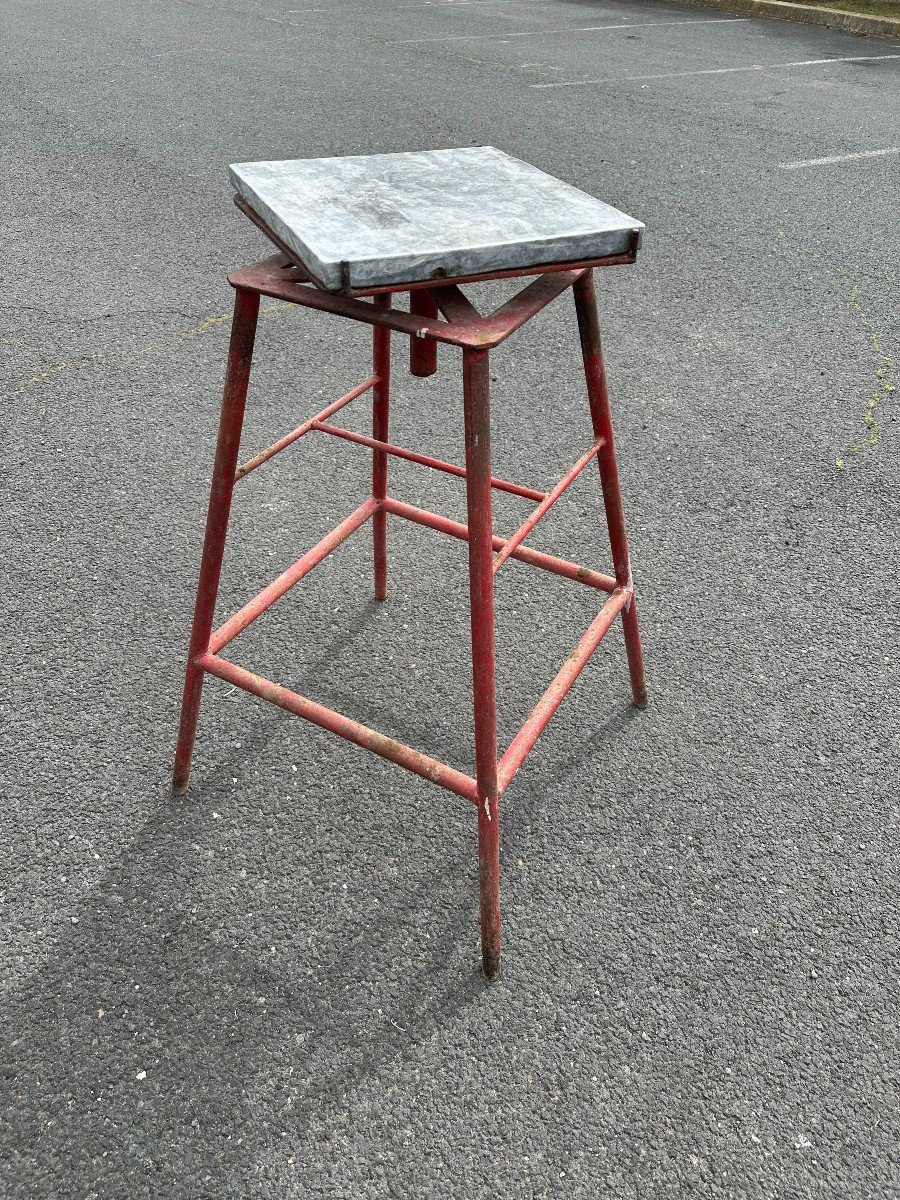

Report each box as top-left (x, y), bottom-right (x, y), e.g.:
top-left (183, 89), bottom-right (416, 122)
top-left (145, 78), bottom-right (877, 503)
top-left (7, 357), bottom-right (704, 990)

top-left (1, 0), bottom-right (899, 1196)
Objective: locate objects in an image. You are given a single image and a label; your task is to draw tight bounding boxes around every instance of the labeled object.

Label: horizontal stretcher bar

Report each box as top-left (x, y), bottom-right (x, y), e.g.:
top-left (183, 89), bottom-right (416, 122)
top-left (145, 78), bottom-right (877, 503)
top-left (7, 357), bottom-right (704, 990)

top-left (235, 375), bottom-right (377, 482)
top-left (497, 587), bottom-right (629, 793)
top-left (382, 497), bottom-right (617, 593)
top-left (199, 651), bottom-right (478, 803)
top-left (311, 420), bottom-right (547, 503)
top-left (208, 498), bottom-right (377, 653)
top-left (493, 436), bottom-right (604, 573)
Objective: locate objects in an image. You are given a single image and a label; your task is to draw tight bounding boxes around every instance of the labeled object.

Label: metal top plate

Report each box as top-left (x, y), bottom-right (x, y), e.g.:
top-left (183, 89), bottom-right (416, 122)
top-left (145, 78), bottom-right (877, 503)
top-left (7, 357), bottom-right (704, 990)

top-left (229, 147), bottom-right (643, 291)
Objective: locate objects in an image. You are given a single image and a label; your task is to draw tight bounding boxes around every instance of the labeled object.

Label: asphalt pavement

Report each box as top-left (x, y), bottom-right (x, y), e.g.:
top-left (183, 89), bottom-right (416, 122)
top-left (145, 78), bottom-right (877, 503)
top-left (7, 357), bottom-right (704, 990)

top-left (1, 0), bottom-right (899, 1196)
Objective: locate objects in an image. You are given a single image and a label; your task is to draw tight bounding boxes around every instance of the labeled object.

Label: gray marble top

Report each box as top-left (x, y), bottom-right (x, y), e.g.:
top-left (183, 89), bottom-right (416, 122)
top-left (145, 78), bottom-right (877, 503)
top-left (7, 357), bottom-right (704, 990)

top-left (229, 147), bottom-right (643, 291)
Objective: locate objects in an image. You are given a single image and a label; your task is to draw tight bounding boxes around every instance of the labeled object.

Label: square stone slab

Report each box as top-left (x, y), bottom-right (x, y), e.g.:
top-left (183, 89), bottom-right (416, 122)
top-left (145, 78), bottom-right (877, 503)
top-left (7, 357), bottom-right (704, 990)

top-left (229, 146), bottom-right (643, 291)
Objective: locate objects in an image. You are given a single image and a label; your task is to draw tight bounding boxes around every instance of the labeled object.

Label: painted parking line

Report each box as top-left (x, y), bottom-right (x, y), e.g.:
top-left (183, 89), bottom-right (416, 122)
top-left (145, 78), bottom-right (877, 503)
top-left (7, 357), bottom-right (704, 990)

top-left (393, 16), bottom-right (749, 43)
top-left (780, 147), bottom-right (900, 169)
top-left (531, 53), bottom-right (900, 87)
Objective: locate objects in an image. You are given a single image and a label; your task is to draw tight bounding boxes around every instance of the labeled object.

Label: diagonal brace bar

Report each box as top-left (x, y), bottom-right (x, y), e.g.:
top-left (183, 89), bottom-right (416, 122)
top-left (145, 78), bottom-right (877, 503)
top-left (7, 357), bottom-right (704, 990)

top-left (234, 375), bottom-right (378, 482)
top-left (497, 587), bottom-right (629, 794)
top-left (208, 498), bottom-right (377, 653)
top-left (229, 257), bottom-right (470, 345)
top-left (456, 269), bottom-right (587, 347)
top-left (428, 284), bottom-right (481, 324)
top-left (199, 651), bottom-right (479, 803)
top-left (492, 435), bottom-right (604, 573)
top-left (312, 420), bottom-right (547, 503)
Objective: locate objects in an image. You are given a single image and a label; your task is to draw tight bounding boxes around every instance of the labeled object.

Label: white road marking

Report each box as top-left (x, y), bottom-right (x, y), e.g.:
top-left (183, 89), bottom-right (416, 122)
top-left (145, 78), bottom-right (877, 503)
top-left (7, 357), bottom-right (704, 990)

top-left (780, 147), bottom-right (900, 169)
top-left (394, 0), bottom-right (496, 6)
top-left (393, 17), bottom-right (749, 44)
top-left (149, 45), bottom-right (247, 57)
top-left (393, 0), bottom-right (656, 7)
top-left (531, 53), bottom-right (900, 88)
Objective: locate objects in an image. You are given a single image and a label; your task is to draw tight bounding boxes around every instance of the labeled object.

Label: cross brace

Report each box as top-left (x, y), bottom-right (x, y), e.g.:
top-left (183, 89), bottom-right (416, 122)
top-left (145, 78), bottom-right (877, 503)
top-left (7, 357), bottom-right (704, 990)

top-left (202, 493), bottom-right (630, 802)
top-left (173, 254), bottom-right (649, 984)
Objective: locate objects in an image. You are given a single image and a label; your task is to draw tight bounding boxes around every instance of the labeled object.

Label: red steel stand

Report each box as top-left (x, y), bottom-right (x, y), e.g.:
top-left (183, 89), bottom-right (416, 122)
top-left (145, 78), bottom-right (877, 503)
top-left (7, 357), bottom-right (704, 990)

top-left (172, 250), bottom-right (647, 981)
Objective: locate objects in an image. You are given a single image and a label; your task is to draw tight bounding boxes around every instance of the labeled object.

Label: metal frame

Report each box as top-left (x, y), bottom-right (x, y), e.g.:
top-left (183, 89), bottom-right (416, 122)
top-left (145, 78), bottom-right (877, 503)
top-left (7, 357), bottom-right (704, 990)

top-left (173, 251), bottom-right (647, 982)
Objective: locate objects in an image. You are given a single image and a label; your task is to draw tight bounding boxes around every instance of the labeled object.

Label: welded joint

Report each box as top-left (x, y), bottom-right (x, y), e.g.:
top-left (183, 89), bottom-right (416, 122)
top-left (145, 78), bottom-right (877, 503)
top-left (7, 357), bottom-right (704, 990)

top-left (233, 374), bottom-right (378, 482)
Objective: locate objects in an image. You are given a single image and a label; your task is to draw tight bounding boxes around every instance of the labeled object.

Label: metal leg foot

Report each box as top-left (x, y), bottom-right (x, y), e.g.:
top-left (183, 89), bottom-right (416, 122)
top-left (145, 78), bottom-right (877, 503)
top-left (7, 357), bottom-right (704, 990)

top-left (372, 295), bottom-right (391, 601)
top-left (573, 270), bottom-right (648, 709)
top-left (172, 287), bottom-right (260, 793)
top-left (462, 347), bottom-right (502, 980)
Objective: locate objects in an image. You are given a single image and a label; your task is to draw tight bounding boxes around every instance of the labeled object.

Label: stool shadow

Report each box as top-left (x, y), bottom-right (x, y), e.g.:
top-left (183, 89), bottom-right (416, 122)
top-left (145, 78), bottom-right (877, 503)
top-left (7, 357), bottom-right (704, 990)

top-left (0, 781), bottom-right (486, 1196)
top-left (498, 702), bottom-right (642, 826)
top-left (203, 594), bottom-right (474, 785)
top-left (3, 619), bottom-right (641, 1193)
top-left (200, 604), bottom-right (640, 839)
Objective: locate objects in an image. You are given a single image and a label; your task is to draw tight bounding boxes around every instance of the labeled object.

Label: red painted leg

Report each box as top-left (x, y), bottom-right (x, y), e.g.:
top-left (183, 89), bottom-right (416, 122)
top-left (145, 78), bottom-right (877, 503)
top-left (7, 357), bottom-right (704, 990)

top-left (573, 271), bottom-right (648, 709)
top-left (172, 287), bottom-right (260, 794)
top-left (409, 290), bottom-right (438, 377)
top-left (372, 295), bottom-right (391, 600)
top-left (463, 348), bottom-right (502, 981)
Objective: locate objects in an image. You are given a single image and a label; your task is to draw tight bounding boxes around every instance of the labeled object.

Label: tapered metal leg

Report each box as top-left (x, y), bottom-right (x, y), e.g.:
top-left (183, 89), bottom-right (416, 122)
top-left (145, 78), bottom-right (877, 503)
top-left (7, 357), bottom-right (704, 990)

top-left (409, 290), bottom-right (438, 377)
top-left (172, 287), bottom-right (260, 794)
top-left (573, 271), bottom-right (648, 709)
top-left (462, 348), bottom-right (501, 981)
top-left (372, 295), bottom-right (391, 600)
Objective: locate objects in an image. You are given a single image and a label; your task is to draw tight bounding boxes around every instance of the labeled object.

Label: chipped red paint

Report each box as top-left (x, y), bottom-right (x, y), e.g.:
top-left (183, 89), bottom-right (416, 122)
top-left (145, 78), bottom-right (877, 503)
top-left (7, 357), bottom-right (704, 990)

top-left (200, 652), bottom-right (478, 803)
top-left (492, 435), bottom-right (605, 573)
top-left (573, 271), bottom-right (648, 710)
top-left (173, 251), bottom-right (647, 980)
top-left (381, 498), bottom-right (617, 593)
top-left (462, 348), bottom-right (502, 980)
top-left (227, 254), bottom-right (589, 349)
top-left (208, 499), bottom-right (378, 655)
top-left (409, 290), bottom-right (439, 377)
top-left (372, 295), bottom-right (391, 602)
top-left (311, 421), bottom-right (546, 503)
top-left (234, 375), bottom-right (377, 482)
top-left (172, 286), bottom-right (259, 797)
top-left (498, 588), bottom-right (630, 794)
